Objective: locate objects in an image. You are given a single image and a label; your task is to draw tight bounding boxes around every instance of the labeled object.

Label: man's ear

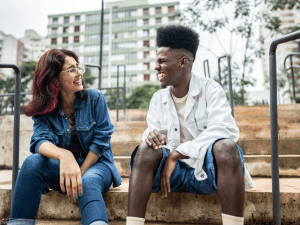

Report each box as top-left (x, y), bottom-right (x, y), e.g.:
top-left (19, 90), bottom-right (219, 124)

top-left (180, 57), bottom-right (186, 67)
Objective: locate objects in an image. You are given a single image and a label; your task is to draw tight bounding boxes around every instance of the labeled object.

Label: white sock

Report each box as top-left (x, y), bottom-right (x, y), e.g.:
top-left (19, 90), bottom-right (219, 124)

top-left (126, 216), bottom-right (145, 225)
top-left (222, 213), bottom-right (244, 225)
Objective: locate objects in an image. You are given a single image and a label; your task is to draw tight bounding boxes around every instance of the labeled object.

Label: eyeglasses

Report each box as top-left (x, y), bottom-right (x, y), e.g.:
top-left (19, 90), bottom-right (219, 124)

top-left (61, 64), bottom-right (85, 76)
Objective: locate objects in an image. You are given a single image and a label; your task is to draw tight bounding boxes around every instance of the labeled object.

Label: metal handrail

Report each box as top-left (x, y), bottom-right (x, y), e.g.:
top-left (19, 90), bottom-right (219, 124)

top-left (0, 63), bottom-right (21, 198)
top-left (84, 64), bottom-right (101, 90)
top-left (218, 55), bottom-right (234, 117)
top-left (116, 64), bottom-right (126, 121)
top-left (203, 59), bottom-right (211, 78)
top-left (283, 53), bottom-right (300, 101)
top-left (269, 30), bottom-right (300, 225)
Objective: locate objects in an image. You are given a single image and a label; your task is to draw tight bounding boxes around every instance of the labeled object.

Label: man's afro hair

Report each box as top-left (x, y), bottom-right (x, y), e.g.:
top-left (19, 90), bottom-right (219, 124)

top-left (156, 25), bottom-right (200, 59)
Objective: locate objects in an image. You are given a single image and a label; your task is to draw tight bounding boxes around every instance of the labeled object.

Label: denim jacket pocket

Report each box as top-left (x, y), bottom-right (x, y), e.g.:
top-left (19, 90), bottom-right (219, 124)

top-left (76, 121), bottom-right (96, 150)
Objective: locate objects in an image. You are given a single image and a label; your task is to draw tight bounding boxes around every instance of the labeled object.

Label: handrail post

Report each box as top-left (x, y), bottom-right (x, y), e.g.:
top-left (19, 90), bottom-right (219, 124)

top-left (117, 64), bottom-right (126, 118)
top-left (0, 63), bottom-right (21, 199)
top-left (203, 59), bottom-right (211, 78)
top-left (218, 55), bottom-right (234, 117)
top-left (289, 55), bottom-right (296, 101)
top-left (84, 64), bottom-right (101, 90)
top-left (269, 30), bottom-right (300, 225)
top-left (227, 55), bottom-right (234, 117)
top-left (117, 66), bottom-right (119, 121)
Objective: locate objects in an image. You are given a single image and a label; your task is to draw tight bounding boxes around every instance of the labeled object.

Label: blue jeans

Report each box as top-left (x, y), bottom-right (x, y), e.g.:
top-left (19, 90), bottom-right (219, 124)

top-left (8, 153), bottom-right (112, 225)
top-left (130, 138), bottom-right (245, 195)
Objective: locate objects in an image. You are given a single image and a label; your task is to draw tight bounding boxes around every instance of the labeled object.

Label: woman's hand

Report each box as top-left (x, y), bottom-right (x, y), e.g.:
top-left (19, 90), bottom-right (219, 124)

top-left (59, 151), bottom-right (83, 203)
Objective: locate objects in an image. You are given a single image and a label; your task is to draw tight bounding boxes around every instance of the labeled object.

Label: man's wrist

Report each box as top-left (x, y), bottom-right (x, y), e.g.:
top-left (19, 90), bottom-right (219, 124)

top-left (169, 150), bottom-right (188, 160)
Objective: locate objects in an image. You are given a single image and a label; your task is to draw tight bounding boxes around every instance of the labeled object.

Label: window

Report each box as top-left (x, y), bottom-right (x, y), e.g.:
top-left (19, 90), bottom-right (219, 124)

top-left (143, 19), bottom-right (149, 26)
top-left (53, 17), bottom-right (58, 24)
top-left (143, 40), bottom-right (149, 48)
top-left (112, 20), bottom-right (136, 29)
top-left (155, 7), bottom-right (161, 14)
top-left (168, 6), bottom-right (174, 13)
top-left (64, 16), bottom-right (69, 23)
top-left (169, 17), bottom-right (175, 24)
top-left (144, 74), bottom-right (150, 81)
top-left (52, 28), bottom-right (58, 34)
top-left (143, 30), bottom-right (149, 37)
top-left (144, 51), bottom-right (150, 59)
top-left (143, 63), bottom-right (150, 70)
top-left (74, 36), bottom-right (80, 43)
top-left (63, 37), bottom-right (68, 43)
top-left (51, 38), bottom-right (57, 44)
top-left (73, 46), bottom-right (80, 54)
top-left (156, 18), bottom-right (162, 25)
top-left (143, 8), bottom-right (149, 15)
top-left (63, 27), bottom-right (69, 33)
top-left (74, 26), bottom-right (80, 32)
top-left (75, 15), bottom-right (81, 22)
top-left (86, 13), bottom-right (100, 21)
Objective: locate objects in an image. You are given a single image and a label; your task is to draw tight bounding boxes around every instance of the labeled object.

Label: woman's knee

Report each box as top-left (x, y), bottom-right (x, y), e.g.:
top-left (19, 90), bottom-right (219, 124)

top-left (21, 153), bottom-right (47, 172)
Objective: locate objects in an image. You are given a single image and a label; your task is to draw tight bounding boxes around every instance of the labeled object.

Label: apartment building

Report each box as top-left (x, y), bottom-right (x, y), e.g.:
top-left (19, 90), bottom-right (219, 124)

top-left (46, 0), bottom-right (180, 93)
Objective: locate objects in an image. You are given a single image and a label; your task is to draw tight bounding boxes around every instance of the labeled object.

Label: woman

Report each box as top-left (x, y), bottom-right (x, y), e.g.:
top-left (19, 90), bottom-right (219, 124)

top-left (7, 49), bottom-right (122, 225)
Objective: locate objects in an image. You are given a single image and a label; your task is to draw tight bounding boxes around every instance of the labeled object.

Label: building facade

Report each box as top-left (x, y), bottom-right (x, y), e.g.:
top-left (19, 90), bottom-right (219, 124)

top-left (46, 0), bottom-right (180, 94)
top-left (19, 30), bottom-right (47, 63)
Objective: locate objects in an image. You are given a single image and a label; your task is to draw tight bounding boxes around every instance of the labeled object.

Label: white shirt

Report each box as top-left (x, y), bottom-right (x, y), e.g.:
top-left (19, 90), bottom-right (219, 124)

top-left (142, 73), bottom-right (254, 190)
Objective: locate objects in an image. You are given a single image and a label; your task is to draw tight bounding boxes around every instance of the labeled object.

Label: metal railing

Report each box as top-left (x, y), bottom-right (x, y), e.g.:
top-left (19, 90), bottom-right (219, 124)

top-left (283, 53), bottom-right (300, 101)
top-left (269, 30), bottom-right (300, 225)
top-left (218, 55), bottom-right (234, 117)
top-left (85, 64), bottom-right (102, 90)
top-left (116, 64), bottom-right (126, 121)
top-left (0, 63), bottom-right (21, 198)
top-left (203, 59), bottom-right (211, 78)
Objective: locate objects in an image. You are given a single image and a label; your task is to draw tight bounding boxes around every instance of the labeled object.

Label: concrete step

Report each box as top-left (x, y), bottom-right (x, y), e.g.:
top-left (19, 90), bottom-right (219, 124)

top-left (1, 177), bottom-right (300, 224)
top-left (112, 139), bottom-right (300, 156)
top-left (108, 104), bottom-right (300, 122)
top-left (113, 155), bottom-right (300, 178)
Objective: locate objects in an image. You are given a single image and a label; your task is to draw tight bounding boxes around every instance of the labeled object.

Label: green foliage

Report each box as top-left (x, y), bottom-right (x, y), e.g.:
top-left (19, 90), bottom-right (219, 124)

top-left (0, 60), bottom-right (36, 114)
top-left (127, 84), bottom-right (161, 109)
top-left (84, 67), bottom-right (97, 86)
top-left (104, 88), bottom-right (125, 110)
top-left (252, 99), bottom-right (269, 105)
top-left (181, 0), bottom-right (300, 105)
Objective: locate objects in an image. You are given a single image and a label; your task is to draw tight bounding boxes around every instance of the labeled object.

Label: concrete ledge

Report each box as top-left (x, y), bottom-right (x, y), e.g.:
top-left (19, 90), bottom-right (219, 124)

top-left (113, 155), bottom-right (300, 178)
top-left (1, 178), bottom-right (300, 224)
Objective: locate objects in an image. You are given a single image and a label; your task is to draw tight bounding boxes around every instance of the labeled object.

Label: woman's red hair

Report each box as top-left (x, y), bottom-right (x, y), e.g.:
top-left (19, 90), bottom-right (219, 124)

top-left (25, 48), bottom-right (87, 117)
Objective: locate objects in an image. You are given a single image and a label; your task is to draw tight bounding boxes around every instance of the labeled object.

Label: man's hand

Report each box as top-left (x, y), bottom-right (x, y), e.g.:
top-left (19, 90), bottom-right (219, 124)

top-left (160, 150), bottom-right (188, 198)
top-left (145, 129), bottom-right (167, 149)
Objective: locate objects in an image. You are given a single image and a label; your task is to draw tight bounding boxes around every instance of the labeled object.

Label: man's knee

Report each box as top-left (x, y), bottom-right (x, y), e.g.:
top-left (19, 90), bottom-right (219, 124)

top-left (133, 142), bottom-right (162, 170)
top-left (212, 139), bottom-right (241, 169)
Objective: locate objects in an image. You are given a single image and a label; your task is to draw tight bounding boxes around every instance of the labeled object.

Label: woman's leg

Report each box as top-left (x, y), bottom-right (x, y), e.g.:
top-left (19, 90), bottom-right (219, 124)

top-left (78, 162), bottom-right (112, 225)
top-left (8, 153), bottom-right (60, 224)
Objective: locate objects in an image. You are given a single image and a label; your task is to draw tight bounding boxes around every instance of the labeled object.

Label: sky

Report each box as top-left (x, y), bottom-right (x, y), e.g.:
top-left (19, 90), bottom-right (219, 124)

top-left (0, 0), bottom-right (265, 91)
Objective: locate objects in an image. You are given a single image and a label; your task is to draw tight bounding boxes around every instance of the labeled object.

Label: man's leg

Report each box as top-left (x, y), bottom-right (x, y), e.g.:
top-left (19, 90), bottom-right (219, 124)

top-left (127, 142), bottom-right (163, 218)
top-left (212, 139), bottom-right (245, 217)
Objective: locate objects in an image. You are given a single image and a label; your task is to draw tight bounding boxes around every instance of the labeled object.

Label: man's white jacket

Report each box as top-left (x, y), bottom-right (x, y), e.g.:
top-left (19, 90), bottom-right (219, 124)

top-left (142, 73), bottom-right (254, 190)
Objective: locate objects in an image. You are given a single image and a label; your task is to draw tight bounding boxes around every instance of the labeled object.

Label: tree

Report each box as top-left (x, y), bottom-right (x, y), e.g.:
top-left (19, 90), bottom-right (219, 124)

top-left (182, 0), bottom-right (300, 105)
top-left (84, 67), bottom-right (97, 86)
top-left (127, 84), bottom-right (161, 109)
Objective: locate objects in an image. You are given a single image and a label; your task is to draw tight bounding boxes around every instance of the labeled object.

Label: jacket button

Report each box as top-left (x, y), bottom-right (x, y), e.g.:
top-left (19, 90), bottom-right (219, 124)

top-left (174, 128), bottom-right (177, 131)
top-left (201, 174), bottom-right (204, 178)
top-left (204, 126), bottom-right (207, 129)
top-left (86, 127), bottom-right (88, 129)
top-left (67, 129), bottom-right (69, 131)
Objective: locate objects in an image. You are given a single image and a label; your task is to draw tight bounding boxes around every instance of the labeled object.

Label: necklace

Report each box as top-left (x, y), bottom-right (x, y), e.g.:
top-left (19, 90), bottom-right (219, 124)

top-left (172, 92), bottom-right (188, 104)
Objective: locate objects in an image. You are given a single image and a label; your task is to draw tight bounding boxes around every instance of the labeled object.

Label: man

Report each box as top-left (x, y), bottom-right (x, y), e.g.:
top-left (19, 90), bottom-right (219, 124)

top-left (126, 25), bottom-right (254, 225)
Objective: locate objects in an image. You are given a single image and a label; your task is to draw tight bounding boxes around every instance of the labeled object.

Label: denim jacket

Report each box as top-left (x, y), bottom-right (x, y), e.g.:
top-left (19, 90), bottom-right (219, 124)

top-left (30, 89), bottom-right (122, 187)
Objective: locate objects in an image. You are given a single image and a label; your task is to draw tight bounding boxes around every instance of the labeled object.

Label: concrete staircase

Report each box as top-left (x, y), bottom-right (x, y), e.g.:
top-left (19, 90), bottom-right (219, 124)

top-left (1, 105), bottom-right (300, 224)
